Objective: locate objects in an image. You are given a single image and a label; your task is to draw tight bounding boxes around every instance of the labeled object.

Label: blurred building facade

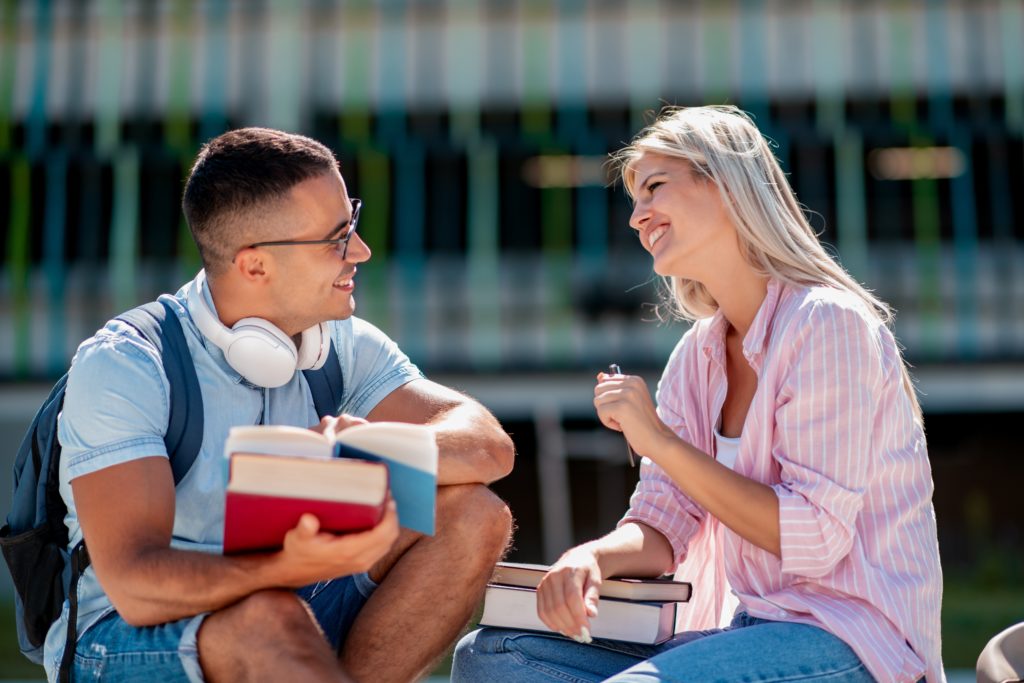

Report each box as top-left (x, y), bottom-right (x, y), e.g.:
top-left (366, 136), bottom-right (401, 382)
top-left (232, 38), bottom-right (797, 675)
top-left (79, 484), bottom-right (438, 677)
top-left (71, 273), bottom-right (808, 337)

top-left (0, 0), bottom-right (1021, 382)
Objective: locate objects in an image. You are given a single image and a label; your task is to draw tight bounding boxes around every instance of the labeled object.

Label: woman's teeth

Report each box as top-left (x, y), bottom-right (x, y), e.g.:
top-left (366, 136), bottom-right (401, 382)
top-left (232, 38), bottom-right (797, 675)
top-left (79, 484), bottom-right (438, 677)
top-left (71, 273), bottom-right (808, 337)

top-left (648, 227), bottom-right (667, 249)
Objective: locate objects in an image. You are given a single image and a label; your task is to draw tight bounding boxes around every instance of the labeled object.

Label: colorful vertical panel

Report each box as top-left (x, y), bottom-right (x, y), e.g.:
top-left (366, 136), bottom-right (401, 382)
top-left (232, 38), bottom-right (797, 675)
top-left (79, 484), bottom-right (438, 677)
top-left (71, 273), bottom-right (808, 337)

top-left (0, 0), bottom-right (17, 152)
top-left (467, 140), bottom-right (501, 365)
top-left (6, 158), bottom-right (31, 375)
top-left (266, 0), bottom-right (303, 132)
top-left (95, 0), bottom-right (124, 153)
top-left (949, 132), bottom-right (979, 358)
top-left (1000, 0), bottom-right (1024, 131)
top-left (521, 0), bottom-right (553, 139)
top-left (200, 0), bottom-right (229, 141)
top-left (339, 1), bottom-right (374, 144)
top-left (26, 0), bottom-right (51, 156)
top-left (834, 132), bottom-right (868, 280)
top-left (43, 153), bottom-right (67, 373)
top-left (110, 150), bottom-right (140, 311)
top-left (813, 0), bottom-right (844, 135)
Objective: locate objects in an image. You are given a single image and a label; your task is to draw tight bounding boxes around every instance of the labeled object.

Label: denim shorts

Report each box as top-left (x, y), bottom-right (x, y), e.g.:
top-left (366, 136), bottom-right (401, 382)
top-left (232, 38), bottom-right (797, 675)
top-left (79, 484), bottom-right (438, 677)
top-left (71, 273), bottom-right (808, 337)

top-left (71, 573), bottom-right (377, 683)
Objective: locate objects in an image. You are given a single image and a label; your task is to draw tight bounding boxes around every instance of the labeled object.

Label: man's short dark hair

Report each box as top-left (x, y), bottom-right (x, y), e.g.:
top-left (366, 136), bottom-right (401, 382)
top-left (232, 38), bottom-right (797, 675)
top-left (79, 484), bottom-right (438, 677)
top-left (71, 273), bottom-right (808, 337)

top-left (183, 127), bottom-right (340, 274)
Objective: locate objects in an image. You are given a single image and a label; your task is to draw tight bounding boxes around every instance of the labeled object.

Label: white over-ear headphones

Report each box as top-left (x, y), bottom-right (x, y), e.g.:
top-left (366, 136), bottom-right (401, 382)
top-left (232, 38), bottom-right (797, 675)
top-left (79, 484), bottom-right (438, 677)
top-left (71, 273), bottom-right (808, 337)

top-left (187, 270), bottom-right (329, 388)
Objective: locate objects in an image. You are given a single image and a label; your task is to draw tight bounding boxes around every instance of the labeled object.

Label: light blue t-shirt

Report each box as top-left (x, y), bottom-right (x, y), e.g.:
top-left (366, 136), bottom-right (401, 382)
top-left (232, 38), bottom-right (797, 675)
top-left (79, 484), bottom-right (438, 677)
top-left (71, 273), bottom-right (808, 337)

top-left (43, 275), bottom-right (422, 677)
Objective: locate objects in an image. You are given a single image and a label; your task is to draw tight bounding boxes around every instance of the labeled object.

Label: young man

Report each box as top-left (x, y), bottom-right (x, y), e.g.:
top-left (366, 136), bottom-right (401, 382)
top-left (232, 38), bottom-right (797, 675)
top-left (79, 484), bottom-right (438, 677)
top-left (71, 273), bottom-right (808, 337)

top-left (48, 128), bottom-right (514, 682)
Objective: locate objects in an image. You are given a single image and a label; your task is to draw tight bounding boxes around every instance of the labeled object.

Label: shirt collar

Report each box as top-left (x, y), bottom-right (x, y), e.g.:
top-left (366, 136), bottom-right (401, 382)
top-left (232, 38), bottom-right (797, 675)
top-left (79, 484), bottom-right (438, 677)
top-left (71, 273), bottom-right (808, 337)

top-left (701, 278), bottom-right (784, 371)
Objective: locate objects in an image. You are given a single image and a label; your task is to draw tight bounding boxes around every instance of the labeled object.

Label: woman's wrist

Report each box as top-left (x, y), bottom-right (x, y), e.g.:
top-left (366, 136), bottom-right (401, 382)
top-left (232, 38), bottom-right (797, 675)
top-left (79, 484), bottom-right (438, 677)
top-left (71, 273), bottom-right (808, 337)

top-left (642, 423), bottom-right (687, 467)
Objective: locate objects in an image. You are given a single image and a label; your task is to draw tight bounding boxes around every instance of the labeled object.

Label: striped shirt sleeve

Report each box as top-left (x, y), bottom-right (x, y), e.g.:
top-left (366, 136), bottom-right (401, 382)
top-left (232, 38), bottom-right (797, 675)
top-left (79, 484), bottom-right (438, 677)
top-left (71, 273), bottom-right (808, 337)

top-left (771, 299), bottom-right (882, 577)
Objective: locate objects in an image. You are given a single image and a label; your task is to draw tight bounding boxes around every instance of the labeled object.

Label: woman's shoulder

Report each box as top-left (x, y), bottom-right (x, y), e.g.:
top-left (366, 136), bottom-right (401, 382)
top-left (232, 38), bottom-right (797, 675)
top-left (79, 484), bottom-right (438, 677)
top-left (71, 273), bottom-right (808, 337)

top-left (776, 281), bottom-right (879, 329)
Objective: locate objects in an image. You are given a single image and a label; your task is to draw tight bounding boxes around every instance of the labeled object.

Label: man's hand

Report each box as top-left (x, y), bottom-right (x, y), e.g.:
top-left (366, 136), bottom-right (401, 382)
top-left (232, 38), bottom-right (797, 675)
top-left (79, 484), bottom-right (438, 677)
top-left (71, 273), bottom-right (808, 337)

top-left (311, 413), bottom-right (367, 439)
top-left (536, 546), bottom-right (603, 643)
top-left (367, 378), bottom-right (514, 485)
top-left (273, 501), bottom-right (400, 588)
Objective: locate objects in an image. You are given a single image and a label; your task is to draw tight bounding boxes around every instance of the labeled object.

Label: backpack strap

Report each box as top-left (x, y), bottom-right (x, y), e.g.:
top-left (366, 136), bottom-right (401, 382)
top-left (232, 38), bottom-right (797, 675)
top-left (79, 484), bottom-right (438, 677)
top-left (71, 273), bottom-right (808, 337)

top-left (57, 542), bottom-right (87, 683)
top-left (303, 342), bottom-right (344, 419)
top-left (58, 300), bottom-right (202, 682)
top-left (116, 300), bottom-right (204, 485)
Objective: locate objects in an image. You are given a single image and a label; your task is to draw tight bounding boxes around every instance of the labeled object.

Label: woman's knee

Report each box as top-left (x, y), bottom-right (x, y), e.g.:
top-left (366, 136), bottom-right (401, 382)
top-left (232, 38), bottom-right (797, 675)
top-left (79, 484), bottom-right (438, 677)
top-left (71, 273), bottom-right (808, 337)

top-left (451, 628), bottom-right (507, 682)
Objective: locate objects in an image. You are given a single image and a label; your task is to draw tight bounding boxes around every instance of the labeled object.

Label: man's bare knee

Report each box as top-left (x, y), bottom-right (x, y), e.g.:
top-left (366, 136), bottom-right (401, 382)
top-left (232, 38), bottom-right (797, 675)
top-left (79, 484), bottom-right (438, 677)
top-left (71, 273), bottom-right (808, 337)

top-left (199, 590), bottom-right (329, 682)
top-left (437, 484), bottom-right (513, 557)
top-left (216, 589), bottom-right (318, 634)
top-left (367, 486), bottom-right (513, 585)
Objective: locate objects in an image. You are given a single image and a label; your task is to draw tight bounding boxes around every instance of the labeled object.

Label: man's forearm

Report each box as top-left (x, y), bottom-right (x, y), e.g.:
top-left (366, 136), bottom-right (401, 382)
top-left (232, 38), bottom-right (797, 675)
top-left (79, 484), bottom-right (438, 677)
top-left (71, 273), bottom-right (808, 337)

top-left (431, 404), bottom-right (514, 485)
top-left (100, 546), bottom-right (289, 627)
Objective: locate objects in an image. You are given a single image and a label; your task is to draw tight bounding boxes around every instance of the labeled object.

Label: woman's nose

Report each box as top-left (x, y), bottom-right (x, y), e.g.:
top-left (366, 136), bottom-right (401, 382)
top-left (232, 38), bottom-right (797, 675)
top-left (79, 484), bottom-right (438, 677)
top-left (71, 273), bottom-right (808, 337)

top-left (629, 202), bottom-right (650, 231)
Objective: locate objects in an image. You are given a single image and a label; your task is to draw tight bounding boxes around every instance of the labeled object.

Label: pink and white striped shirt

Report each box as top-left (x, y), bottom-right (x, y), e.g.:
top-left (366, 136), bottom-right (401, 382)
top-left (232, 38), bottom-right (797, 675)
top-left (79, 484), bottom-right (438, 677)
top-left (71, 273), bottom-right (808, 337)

top-left (620, 278), bottom-right (943, 683)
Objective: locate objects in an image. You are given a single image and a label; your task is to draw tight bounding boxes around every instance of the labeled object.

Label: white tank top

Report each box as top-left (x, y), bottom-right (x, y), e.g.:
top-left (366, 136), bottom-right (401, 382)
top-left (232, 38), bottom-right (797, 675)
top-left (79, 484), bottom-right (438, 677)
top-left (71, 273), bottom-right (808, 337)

top-left (713, 429), bottom-right (743, 625)
top-left (714, 430), bottom-right (741, 470)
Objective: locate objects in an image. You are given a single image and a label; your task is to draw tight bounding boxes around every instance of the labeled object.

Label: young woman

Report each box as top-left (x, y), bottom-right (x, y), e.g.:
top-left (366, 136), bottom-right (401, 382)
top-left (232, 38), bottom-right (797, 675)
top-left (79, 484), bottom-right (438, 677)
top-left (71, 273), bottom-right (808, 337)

top-left (452, 105), bottom-right (943, 683)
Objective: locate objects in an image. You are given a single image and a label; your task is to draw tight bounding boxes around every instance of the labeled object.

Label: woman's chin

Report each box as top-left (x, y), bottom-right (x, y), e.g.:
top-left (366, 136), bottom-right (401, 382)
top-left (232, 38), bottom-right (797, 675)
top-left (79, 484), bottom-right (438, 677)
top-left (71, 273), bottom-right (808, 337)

top-left (651, 258), bottom-right (675, 278)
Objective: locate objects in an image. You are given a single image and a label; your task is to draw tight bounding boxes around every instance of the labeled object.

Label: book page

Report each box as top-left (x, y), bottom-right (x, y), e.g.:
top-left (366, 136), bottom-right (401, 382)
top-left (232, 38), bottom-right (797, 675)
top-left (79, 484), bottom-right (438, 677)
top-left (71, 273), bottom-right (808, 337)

top-left (335, 422), bottom-right (438, 474)
top-left (224, 425), bottom-right (333, 460)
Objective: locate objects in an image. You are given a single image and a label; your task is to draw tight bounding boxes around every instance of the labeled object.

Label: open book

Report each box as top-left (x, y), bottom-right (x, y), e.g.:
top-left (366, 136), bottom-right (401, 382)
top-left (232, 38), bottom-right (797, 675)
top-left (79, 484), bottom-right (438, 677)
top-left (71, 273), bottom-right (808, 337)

top-left (222, 422), bottom-right (438, 554)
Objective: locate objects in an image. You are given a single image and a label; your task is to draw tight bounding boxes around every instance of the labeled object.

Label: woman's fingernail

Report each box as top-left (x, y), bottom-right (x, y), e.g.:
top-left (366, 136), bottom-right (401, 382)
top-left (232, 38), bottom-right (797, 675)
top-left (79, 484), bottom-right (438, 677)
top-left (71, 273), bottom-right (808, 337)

top-left (579, 627), bottom-right (592, 643)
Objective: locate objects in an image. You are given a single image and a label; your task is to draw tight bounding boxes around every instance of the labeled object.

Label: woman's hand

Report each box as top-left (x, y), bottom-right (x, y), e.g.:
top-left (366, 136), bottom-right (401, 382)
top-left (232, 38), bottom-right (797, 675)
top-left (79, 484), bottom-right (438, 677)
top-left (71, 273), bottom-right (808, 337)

top-left (594, 372), bottom-right (674, 463)
top-left (536, 546), bottom-right (603, 643)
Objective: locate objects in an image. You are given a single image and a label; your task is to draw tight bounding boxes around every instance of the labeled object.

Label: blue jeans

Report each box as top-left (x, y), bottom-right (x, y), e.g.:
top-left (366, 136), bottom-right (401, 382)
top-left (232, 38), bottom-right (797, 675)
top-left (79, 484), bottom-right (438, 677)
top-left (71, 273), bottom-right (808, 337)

top-left (451, 612), bottom-right (877, 683)
top-left (70, 573), bottom-right (376, 682)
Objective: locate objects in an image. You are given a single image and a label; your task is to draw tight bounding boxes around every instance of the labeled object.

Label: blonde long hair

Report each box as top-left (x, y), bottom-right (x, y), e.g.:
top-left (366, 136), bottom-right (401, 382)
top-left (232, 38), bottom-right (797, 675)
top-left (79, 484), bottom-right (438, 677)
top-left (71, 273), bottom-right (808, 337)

top-left (612, 105), bottom-right (922, 423)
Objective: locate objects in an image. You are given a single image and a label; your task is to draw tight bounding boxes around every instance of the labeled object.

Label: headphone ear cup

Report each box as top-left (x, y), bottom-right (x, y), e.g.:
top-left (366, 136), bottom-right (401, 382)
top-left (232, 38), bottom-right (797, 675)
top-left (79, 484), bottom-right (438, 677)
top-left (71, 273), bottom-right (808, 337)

top-left (296, 322), bottom-right (329, 371)
top-left (224, 318), bottom-right (298, 388)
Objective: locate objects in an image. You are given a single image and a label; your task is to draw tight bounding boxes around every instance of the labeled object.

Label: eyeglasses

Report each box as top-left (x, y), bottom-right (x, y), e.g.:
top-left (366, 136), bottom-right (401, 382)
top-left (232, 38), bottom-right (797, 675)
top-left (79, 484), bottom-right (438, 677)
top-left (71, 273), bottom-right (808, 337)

top-left (247, 198), bottom-right (362, 260)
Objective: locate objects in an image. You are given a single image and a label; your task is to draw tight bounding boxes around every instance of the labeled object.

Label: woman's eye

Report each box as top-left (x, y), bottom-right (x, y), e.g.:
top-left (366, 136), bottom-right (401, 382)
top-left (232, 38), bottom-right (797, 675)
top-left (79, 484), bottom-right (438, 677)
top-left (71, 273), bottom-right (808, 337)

top-left (647, 181), bottom-right (663, 193)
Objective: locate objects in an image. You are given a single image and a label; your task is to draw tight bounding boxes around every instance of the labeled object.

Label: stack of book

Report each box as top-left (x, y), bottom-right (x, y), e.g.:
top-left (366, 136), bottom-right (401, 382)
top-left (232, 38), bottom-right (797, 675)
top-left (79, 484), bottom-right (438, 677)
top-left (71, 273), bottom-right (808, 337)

top-left (480, 562), bottom-right (692, 645)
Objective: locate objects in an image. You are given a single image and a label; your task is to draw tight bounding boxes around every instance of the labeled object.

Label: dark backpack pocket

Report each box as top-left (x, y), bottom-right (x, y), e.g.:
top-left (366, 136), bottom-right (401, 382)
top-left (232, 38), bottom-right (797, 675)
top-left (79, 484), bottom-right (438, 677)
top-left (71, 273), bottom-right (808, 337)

top-left (0, 522), bottom-right (67, 648)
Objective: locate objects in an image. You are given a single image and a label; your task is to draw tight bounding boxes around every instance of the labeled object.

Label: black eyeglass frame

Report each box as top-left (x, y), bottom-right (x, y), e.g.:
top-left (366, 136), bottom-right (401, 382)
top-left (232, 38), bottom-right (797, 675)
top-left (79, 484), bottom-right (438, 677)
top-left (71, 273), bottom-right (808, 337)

top-left (246, 198), bottom-right (362, 260)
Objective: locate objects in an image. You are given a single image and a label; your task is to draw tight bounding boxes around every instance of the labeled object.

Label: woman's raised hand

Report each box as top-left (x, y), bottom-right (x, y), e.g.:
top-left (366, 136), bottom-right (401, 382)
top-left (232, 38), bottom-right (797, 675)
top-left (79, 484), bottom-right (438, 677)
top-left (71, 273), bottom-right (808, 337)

top-left (594, 371), bottom-right (673, 463)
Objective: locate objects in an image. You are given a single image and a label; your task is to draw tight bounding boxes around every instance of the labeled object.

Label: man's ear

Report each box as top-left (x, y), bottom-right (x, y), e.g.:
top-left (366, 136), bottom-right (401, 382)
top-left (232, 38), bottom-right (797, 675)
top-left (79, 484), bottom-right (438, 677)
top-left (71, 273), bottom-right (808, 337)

top-left (232, 247), bottom-right (269, 282)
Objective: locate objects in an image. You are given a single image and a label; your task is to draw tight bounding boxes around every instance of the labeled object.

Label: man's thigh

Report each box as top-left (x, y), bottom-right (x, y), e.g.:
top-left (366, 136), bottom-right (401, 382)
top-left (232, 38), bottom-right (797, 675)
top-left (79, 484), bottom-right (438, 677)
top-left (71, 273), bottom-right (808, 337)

top-left (74, 609), bottom-right (207, 683)
top-left (73, 574), bottom-right (374, 682)
top-left (295, 572), bottom-right (377, 652)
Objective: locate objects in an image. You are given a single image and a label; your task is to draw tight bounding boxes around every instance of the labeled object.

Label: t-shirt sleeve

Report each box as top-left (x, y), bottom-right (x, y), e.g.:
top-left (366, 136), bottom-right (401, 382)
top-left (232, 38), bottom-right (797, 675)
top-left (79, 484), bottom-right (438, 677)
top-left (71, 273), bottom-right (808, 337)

top-left (334, 317), bottom-right (424, 418)
top-left (58, 324), bottom-right (172, 481)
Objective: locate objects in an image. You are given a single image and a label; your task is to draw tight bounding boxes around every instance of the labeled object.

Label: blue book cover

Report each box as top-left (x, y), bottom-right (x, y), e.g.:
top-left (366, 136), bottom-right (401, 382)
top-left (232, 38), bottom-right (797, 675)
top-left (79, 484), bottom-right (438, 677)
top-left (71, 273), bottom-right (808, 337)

top-left (332, 423), bottom-right (438, 536)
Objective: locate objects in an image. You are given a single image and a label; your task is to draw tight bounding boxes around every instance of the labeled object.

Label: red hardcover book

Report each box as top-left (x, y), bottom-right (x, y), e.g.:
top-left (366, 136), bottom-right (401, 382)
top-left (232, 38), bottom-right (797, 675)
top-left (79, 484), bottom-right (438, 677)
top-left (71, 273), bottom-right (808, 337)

top-left (223, 451), bottom-right (389, 554)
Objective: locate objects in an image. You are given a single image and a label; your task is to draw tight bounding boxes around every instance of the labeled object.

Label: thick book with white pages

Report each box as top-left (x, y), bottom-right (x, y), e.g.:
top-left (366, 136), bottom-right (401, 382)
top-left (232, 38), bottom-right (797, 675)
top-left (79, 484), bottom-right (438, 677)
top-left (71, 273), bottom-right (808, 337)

top-left (479, 584), bottom-right (678, 645)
